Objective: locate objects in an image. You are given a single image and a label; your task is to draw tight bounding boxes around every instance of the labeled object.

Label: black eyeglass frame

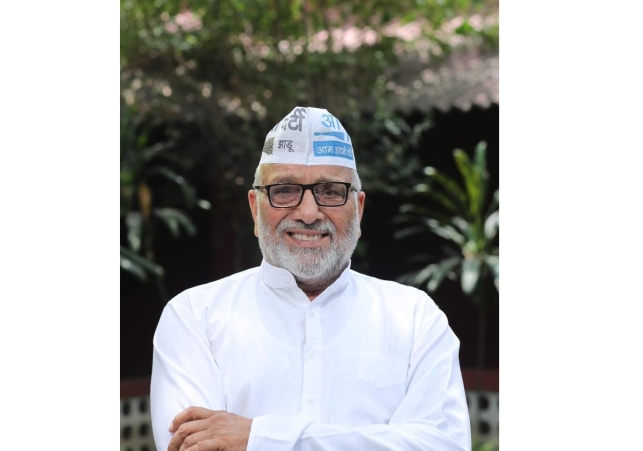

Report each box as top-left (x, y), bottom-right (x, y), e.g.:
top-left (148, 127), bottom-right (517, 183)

top-left (253, 182), bottom-right (357, 208)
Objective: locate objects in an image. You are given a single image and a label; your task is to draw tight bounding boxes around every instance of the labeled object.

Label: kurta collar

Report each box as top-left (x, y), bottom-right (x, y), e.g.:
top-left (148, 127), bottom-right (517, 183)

top-left (260, 258), bottom-right (352, 294)
top-left (260, 259), bottom-right (297, 289)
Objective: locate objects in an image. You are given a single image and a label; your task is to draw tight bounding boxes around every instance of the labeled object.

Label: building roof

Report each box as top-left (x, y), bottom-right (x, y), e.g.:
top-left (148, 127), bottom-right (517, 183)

top-left (388, 48), bottom-right (498, 113)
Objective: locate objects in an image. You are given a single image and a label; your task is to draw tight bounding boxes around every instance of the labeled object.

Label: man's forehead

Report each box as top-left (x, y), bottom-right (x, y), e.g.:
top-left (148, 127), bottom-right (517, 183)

top-left (263, 164), bottom-right (351, 182)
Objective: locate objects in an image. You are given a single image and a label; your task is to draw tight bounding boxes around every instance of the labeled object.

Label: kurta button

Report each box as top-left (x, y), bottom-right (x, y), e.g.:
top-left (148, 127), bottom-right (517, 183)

top-left (284, 276), bottom-right (290, 283)
top-left (306, 396), bottom-right (315, 404)
top-left (309, 310), bottom-right (316, 317)
top-left (308, 350), bottom-right (316, 358)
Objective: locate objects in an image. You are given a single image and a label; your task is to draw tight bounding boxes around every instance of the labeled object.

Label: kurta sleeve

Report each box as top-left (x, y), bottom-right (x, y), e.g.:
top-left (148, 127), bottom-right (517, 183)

top-left (247, 305), bottom-right (471, 451)
top-left (150, 293), bottom-right (226, 451)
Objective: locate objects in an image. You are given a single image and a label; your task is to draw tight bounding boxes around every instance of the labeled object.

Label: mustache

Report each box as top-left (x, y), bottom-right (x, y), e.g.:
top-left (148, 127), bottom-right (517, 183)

top-left (276, 219), bottom-right (336, 235)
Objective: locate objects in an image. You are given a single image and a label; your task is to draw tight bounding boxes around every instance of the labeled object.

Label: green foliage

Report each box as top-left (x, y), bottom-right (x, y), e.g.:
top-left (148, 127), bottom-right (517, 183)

top-left (343, 82), bottom-right (433, 194)
top-left (120, 107), bottom-right (210, 287)
top-left (395, 141), bottom-right (498, 372)
top-left (472, 438), bottom-right (499, 451)
top-left (120, 0), bottom-right (498, 193)
top-left (120, 245), bottom-right (164, 282)
top-left (120, 0), bottom-right (499, 280)
top-left (395, 141), bottom-right (498, 301)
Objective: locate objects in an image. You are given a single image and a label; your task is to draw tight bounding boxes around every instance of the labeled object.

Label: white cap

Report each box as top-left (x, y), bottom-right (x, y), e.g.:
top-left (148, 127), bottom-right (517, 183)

top-left (258, 106), bottom-right (356, 170)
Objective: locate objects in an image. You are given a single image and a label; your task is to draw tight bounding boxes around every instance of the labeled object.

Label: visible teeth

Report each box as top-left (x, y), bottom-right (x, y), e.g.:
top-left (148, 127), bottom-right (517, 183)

top-left (292, 233), bottom-right (323, 241)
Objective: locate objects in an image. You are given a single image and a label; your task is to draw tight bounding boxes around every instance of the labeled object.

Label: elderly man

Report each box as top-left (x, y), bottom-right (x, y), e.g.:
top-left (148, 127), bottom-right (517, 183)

top-left (151, 106), bottom-right (471, 451)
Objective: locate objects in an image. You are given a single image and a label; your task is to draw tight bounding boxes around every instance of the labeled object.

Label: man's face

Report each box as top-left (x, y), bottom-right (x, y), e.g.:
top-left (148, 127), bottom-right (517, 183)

top-left (248, 164), bottom-right (366, 289)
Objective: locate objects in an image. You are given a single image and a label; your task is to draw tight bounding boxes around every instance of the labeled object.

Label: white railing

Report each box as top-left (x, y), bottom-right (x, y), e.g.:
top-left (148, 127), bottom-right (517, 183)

top-left (121, 395), bottom-right (155, 451)
top-left (467, 390), bottom-right (499, 440)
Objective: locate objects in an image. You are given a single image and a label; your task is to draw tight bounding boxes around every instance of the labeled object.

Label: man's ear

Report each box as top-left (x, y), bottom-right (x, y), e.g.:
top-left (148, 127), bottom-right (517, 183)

top-left (248, 189), bottom-right (259, 237)
top-left (357, 191), bottom-right (365, 238)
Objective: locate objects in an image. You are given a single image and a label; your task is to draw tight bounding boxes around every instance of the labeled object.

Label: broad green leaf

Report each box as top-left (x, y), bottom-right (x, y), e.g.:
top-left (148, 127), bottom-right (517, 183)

top-left (407, 264), bottom-right (438, 286)
top-left (125, 211), bottom-right (143, 252)
top-left (474, 141), bottom-right (488, 177)
top-left (120, 246), bottom-right (164, 278)
top-left (484, 210), bottom-right (499, 241)
top-left (145, 166), bottom-right (197, 206)
top-left (473, 141), bottom-right (489, 212)
top-left (449, 216), bottom-right (471, 237)
top-left (427, 256), bottom-right (461, 292)
top-left (384, 118), bottom-right (402, 135)
top-left (391, 213), bottom-right (420, 225)
top-left (140, 141), bottom-right (173, 164)
top-left (154, 208), bottom-right (197, 237)
top-left (453, 149), bottom-right (483, 217)
top-left (197, 199), bottom-right (211, 210)
top-left (452, 149), bottom-right (474, 183)
top-left (485, 255), bottom-right (499, 291)
top-left (423, 166), bottom-right (468, 214)
top-left (424, 218), bottom-right (466, 246)
top-left (413, 210), bottom-right (471, 240)
top-left (174, 210), bottom-right (197, 236)
top-left (154, 210), bottom-right (179, 237)
top-left (393, 225), bottom-right (429, 240)
top-left (120, 255), bottom-right (148, 281)
top-left (487, 189), bottom-right (499, 215)
top-left (461, 257), bottom-right (482, 295)
top-left (422, 189), bottom-right (463, 216)
top-left (145, 166), bottom-right (186, 185)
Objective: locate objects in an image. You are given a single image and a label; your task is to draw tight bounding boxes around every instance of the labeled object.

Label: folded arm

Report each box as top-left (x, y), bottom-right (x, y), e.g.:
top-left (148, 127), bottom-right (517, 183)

top-left (152, 294), bottom-right (470, 451)
top-left (246, 310), bottom-right (470, 451)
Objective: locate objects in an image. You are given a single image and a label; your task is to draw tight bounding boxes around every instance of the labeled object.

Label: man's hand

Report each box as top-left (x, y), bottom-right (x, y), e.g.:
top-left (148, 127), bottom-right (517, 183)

top-left (167, 406), bottom-right (252, 451)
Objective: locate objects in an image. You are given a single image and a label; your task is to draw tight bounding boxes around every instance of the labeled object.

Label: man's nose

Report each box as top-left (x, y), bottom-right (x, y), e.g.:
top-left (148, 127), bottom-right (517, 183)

top-left (292, 189), bottom-right (324, 224)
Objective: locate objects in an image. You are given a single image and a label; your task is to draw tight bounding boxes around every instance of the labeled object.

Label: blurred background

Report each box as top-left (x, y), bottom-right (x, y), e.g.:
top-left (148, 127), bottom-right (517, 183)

top-left (120, 0), bottom-right (499, 449)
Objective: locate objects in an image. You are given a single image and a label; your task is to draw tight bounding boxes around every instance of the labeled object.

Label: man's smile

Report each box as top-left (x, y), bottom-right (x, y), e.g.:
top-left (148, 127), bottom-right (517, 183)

top-left (285, 229), bottom-right (330, 247)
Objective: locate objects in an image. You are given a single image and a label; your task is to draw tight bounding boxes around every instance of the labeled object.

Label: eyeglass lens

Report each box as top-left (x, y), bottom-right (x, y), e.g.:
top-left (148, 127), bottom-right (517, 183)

top-left (270, 183), bottom-right (347, 207)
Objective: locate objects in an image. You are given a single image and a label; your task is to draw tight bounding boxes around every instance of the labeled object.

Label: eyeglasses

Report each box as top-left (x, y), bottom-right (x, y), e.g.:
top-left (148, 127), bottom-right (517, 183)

top-left (253, 182), bottom-right (356, 208)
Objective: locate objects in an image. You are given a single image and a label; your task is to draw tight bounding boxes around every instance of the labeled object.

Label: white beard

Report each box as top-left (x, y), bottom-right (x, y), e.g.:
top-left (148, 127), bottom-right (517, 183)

top-left (257, 204), bottom-right (360, 291)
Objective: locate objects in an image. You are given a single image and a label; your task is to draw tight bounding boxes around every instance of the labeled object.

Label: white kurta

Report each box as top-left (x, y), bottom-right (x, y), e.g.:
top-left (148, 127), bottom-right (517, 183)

top-left (151, 260), bottom-right (471, 451)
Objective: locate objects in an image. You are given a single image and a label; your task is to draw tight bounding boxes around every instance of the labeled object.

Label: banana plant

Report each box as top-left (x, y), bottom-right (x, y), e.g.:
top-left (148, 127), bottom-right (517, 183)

top-left (394, 141), bottom-right (498, 375)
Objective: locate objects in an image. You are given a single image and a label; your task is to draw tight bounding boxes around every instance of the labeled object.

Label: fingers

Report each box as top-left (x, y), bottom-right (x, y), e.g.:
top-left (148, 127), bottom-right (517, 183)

top-left (167, 410), bottom-right (251, 451)
top-left (169, 406), bottom-right (220, 432)
top-left (178, 429), bottom-right (220, 451)
top-left (183, 438), bottom-right (222, 451)
top-left (167, 417), bottom-right (209, 451)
